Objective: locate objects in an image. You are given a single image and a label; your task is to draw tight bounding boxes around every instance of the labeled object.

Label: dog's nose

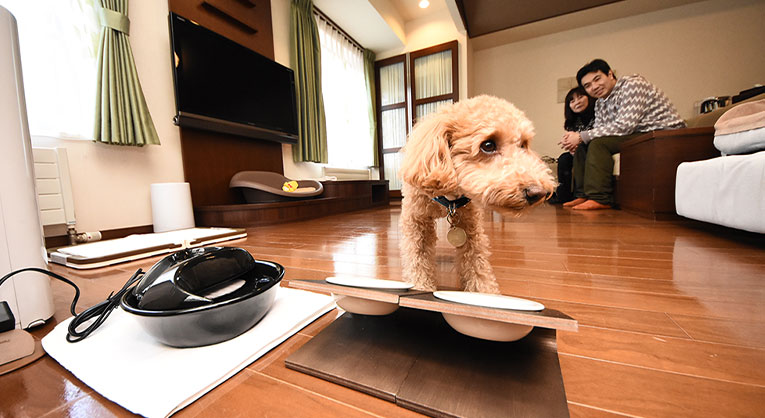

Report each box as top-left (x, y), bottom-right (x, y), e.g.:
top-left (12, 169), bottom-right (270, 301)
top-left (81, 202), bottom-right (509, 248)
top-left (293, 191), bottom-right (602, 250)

top-left (523, 186), bottom-right (548, 204)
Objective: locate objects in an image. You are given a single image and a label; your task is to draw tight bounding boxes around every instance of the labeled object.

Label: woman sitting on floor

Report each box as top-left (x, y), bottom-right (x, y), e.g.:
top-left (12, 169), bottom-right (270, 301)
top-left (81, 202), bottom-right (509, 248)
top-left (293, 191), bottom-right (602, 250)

top-left (550, 86), bottom-right (595, 204)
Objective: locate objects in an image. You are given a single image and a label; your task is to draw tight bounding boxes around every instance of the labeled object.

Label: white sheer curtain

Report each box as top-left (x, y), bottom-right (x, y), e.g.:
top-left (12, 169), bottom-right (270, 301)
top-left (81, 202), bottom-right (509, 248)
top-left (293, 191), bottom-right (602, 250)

top-left (413, 50), bottom-right (453, 121)
top-left (380, 62), bottom-right (405, 106)
top-left (379, 62), bottom-right (406, 190)
top-left (416, 99), bottom-right (452, 120)
top-left (315, 15), bottom-right (373, 169)
top-left (414, 50), bottom-right (452, 100)
top-left (1, 0), bottom-right (99, 140)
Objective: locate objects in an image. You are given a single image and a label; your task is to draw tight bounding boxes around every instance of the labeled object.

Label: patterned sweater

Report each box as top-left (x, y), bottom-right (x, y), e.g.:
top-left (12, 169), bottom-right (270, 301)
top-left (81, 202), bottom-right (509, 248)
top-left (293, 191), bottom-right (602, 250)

top-left (580, 75), bottom-right (686, 143)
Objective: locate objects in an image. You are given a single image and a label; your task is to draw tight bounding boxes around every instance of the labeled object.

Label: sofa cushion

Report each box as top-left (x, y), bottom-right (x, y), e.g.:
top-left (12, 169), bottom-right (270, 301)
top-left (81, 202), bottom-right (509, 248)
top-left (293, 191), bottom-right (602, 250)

top-left (715, 99), bottom-right (765, 135)
top-left (712, 99), bottom-right (765, 155)
top-left (714, 127), bottom-right (765, 156)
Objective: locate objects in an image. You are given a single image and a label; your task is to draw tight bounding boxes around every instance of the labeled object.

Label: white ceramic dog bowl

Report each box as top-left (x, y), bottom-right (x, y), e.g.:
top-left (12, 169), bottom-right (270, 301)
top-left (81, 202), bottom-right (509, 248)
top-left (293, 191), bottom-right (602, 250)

top-left (333, 295), bottom-right (400, 315)
top-left (433, 291), bottom-right (544, 342)
top-left (441, 313), bottom-right (534, 342)
top-left (326, 276), bottom-right (412, 316)
top-left (326, 276), bottom-right (414, 290)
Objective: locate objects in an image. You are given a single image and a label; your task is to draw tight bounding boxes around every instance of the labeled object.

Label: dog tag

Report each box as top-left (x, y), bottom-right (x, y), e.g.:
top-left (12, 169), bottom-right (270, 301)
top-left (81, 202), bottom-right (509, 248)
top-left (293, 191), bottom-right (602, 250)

top-left (447, 227), bottom-right (467, 247)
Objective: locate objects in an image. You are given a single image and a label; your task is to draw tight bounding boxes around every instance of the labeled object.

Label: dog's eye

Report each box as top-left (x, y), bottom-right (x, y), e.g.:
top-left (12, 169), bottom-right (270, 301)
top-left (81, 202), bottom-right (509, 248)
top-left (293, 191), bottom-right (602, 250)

top-left (480, 140), bottom-right (497, 154)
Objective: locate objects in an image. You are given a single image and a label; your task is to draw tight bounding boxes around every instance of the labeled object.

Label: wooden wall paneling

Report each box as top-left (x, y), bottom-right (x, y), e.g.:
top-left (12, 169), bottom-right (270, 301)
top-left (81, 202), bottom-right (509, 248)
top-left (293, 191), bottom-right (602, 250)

top-left (202, 0), bottom-right (260, 33)
top-left (181, 129), bottom-right (284, 206)
top-left (618, 138), bottom-right (656, 215)
top-left (194, 181), bottom-right (389, 227)
top-left (168, 0), bottom-right (273, 58)
top-left (167, 0), bottom-right (283, 207)
top-left (618, 128), bottom-right (718, 218)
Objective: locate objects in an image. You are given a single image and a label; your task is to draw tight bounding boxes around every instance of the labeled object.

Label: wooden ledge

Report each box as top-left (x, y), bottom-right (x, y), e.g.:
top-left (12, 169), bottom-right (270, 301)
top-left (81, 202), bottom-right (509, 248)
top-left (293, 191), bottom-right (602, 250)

top-left (286, 279), bottom-right (578, 332)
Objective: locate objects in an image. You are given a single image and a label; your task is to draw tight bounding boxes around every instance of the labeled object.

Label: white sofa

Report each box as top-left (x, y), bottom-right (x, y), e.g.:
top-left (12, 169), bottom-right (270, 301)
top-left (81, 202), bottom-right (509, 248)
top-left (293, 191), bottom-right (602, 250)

top-left (676, 99), bottom-right (765, 233)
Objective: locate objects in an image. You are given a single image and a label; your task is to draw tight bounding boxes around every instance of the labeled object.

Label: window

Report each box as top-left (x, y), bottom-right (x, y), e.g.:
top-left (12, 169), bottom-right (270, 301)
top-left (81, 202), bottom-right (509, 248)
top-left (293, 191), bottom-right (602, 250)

top-left (314, 10), bottom-right (373, 169)
top-left (0, 0), bottom-right (99, 140)
top-left (376, 41), bottom-right (459, 194)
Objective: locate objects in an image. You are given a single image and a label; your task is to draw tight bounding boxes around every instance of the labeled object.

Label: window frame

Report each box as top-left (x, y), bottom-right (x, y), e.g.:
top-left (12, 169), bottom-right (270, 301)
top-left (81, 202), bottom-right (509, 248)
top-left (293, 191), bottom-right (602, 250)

top-left (410, 40), bottom-right (459, 125)
top-left (375, 40), bottom-right (459, 197)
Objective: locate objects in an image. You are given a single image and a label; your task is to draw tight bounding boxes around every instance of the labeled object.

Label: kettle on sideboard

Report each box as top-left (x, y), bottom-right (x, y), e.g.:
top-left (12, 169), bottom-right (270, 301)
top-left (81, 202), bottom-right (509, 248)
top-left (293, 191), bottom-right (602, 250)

top-left (700, 96), bottom-right (731, 114)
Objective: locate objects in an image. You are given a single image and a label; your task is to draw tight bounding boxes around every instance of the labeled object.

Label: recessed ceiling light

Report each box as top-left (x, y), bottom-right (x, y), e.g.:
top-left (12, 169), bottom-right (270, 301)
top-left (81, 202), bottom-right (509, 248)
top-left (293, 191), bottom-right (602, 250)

top-left (419, 0), bottom-right (430, 9)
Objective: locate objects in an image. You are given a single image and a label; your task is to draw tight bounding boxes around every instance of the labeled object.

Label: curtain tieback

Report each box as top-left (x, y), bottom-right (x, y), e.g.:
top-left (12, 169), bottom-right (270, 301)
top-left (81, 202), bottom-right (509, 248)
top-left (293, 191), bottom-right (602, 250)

top-left (98, 7), bottom-right (130, 35)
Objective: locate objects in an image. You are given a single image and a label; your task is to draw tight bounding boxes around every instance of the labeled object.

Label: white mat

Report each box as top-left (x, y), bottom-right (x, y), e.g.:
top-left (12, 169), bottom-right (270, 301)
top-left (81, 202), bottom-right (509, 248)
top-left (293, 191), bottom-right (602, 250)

top-left (42, 288), bottom-right (335, 418)
top-left (49, 227), bottom-right (248, 269)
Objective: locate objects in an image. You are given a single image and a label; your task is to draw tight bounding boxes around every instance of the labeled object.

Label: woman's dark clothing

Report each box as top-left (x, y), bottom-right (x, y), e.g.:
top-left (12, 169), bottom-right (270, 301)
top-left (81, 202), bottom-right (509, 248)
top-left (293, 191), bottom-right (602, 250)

top-left (553, 117), bottom-right (594, 203)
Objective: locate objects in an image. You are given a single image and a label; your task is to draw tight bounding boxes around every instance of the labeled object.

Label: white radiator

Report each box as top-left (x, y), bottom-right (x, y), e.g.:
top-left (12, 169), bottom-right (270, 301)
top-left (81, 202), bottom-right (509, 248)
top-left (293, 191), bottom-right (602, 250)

top-left (322, 166), bottom-right (371, 180)
top-left (32, 147), bottom-right (75, 236)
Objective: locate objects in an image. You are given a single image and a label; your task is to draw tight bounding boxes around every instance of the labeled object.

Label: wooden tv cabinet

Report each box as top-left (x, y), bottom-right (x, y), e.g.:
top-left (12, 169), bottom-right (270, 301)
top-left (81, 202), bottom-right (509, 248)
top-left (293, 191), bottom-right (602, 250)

top-left (194, 180), bottom-right (389, 227)
top-left (617, 127), bottom-right (718, 219)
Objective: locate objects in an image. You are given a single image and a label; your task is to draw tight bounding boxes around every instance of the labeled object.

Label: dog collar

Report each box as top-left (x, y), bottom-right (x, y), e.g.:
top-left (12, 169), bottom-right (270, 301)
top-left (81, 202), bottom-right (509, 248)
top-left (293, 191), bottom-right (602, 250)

top-left (432, 195), bottom-right (471, 211)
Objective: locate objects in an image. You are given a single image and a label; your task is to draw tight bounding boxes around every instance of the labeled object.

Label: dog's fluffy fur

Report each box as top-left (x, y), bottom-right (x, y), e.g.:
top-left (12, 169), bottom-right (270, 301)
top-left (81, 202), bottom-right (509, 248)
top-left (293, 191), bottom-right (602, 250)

top-left (399, 95), bottom-right (556, 293)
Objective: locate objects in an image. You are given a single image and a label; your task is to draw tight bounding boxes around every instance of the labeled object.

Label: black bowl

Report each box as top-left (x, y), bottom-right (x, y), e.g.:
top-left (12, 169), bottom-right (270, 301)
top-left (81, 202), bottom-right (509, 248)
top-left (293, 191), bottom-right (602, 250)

top-left (120, 247), bottom-right (283, 348)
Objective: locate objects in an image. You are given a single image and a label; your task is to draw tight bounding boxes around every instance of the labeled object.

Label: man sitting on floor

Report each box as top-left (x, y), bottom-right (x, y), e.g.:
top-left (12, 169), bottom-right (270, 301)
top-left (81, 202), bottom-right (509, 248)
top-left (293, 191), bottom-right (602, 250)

top-left (558, 59), bottom-right (686, 210)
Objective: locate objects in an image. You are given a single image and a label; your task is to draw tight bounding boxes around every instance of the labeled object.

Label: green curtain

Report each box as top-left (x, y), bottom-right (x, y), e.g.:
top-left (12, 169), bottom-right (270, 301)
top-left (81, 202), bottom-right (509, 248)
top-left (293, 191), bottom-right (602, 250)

top-left (363, 48), bottom-right (379, 167)
top-left (93, 0), bottom-right (160, 146)
top-left (290, 0), bottom-right (327, 163)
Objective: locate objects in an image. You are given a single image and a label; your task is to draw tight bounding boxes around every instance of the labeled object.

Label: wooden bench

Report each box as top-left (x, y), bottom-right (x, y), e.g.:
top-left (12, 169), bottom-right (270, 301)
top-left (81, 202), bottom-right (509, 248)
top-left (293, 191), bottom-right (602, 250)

top-left (194, 180), bottom-right (389, 227)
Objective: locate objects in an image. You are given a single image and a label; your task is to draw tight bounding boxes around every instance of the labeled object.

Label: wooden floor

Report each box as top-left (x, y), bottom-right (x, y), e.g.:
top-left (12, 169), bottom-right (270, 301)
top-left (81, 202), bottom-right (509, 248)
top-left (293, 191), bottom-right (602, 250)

top-left (5, 204), bottom-right (765, 417)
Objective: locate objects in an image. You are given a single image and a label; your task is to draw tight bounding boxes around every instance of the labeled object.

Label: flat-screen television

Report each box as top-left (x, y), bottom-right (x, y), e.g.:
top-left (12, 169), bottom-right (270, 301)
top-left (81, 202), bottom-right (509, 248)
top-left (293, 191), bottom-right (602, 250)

top-left (169, 12), bottom-right (298, 144)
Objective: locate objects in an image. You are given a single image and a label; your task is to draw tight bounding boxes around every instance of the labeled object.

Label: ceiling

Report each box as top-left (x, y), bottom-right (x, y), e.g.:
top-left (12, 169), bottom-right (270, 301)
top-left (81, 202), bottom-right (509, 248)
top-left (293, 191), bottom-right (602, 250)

top-left (312, 0), bottom-right (708, 54)
top-left (455, 0), bottom-right (623, 38)
top-left (389, 0), bottom-right (448, 21)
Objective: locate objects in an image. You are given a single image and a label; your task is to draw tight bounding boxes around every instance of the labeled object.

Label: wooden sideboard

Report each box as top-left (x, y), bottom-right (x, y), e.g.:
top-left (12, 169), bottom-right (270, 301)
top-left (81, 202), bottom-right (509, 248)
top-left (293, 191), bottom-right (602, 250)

top-left (194, 180), bottom-right (390, 227)
top-left (617, 127), bottom-right (719, 219)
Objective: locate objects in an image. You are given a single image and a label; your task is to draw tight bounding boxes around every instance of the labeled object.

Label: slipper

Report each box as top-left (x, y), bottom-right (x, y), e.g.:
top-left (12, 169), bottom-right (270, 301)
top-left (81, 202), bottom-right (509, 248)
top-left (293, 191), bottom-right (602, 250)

top-left (572, 199), bottom-right (611, 210)
top-left (563, 197), bottom-right (587, 207)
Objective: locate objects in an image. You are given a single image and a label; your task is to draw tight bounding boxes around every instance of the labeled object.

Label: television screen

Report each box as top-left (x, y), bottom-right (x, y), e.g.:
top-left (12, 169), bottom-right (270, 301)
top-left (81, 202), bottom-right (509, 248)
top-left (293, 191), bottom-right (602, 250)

top-left (169, 13), bottom-right (298, 144)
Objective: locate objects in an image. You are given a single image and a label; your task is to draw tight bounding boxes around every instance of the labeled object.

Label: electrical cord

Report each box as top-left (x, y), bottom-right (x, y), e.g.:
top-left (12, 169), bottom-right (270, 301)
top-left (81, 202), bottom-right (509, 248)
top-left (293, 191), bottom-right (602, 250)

top-left (0, 267), bottom-right (143, 342)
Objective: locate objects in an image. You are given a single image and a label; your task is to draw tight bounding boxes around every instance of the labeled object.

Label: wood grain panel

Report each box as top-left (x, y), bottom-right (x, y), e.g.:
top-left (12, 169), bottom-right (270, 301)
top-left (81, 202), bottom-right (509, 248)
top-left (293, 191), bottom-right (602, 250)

top-left (0, 356), bottom-right (92, 417)
top-left (195, 181), bottom-right (389, 226)
top-left (287, 309), bottom-right (570, 418)
top-left (202, 0), bottom-right (260, 32)
top-left (181, 127), bottom-right (284, 206)
top-left (568, 403), bottom-right (633, 418)
top-left (168, 0), bottom-right (281, 207)
top-left (252, 330), bottom-right (426, 418)
top-left (669, 314), bottom-right (765, 349)
top-left (496, 265), bottom-right (765, 305)
top-left (396, 327), bottom-right (568, 418)
top-left (527, 281), bottom-right (765, 321)
top-left (11, 205), bottom-right (765, 417)
top-left (169, 0), bottom-right (273, 58)
top-left (557, 326), bottom-right (765, 386)
top-left (179, 368), bottom-right (376, 417)
top-left (536, 298), bottom-right (688, 338)
top-left (618, 127), bottom-right (719, 218)
top-left (560, 355), bottom-right (765, 418)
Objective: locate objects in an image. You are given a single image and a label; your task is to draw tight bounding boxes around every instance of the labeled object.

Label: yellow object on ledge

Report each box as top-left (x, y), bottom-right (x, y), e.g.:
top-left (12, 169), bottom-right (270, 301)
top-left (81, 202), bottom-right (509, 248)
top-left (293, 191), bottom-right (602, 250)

top-left (282, 180), bottom-right (299, 192)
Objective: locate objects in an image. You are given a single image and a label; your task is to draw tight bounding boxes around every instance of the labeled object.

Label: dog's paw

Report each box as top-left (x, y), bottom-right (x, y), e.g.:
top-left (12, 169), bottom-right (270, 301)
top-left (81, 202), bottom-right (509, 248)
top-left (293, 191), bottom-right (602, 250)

top-left (462, 278), bottom-right (500, 294)
top-left (405, 279), bottom-right (437, 291)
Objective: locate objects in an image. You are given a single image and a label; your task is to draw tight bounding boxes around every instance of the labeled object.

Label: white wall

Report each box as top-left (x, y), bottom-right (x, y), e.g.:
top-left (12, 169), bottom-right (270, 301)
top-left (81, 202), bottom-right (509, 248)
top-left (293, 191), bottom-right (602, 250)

top-left (33, 0), bottom-right (185, 232)
top-left (472, 0), bottom-right (765, 159)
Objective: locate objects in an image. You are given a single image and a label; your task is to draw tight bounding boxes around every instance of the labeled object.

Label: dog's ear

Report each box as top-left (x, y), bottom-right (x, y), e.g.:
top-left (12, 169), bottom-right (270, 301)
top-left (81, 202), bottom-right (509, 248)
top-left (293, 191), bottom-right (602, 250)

top-left (399, 112), bottom-right (459, 195)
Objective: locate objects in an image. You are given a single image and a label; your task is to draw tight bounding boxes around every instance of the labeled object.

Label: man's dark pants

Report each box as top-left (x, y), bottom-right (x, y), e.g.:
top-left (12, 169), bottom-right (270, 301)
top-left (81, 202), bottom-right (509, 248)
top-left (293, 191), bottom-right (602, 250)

top-left (572, 133), bottom-right (640, 206)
